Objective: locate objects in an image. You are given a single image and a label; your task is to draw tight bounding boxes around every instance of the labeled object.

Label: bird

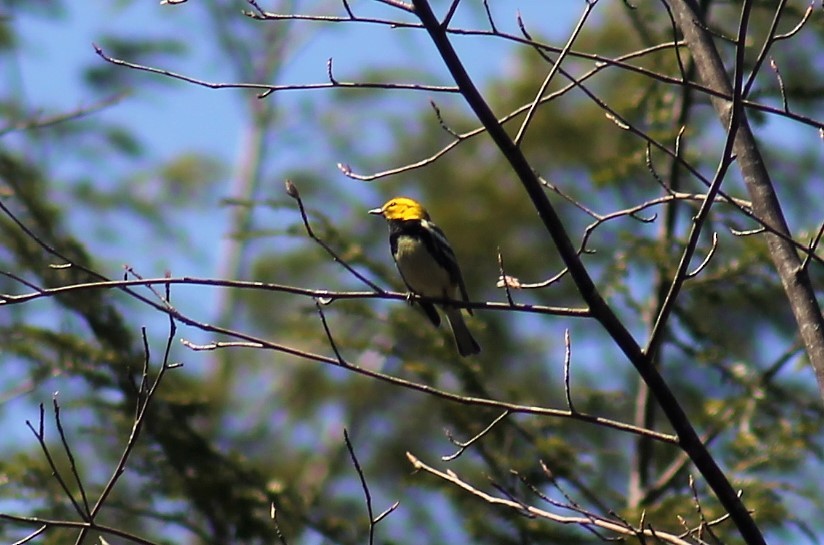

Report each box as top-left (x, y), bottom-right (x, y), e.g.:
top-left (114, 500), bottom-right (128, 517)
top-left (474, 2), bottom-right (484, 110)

top-left (368, 197), bottom-right (480, 357)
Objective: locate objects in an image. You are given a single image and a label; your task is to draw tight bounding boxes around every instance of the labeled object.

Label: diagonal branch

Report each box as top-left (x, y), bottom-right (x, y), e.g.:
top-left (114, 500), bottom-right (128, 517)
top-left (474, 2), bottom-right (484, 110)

top-left (668, 0), bottom-right (824, 404)
top-left (408, 0), bottom-right (766, 543)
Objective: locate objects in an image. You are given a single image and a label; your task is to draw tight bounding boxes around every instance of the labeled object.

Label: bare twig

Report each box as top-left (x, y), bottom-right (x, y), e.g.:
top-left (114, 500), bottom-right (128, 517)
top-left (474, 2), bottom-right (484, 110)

top-left (174, 313), bottom-right (675, 443)
top-left (406, 452), bottom-right (694, 544)
top-left (496, 249), bottom-right (516, 305)
top-left (285, 180), bottom-right (383, 292)
top-left (75, 290), bottom-right (180, 545)
top-left (315, 299), bottom-right (345, 363)
top-left (769, 57), bottom-right (789, 113)
top-left (441, 0), bottom-right (462, 28)
top-left (344, 429), bottom-right (396, 545)
top-left (269, 505), bottom-right (289, 545)
top-left (93, 45), bottom-right (458, 99)
top-left (0, 275), bottom-right (591, 319)
top-left (52, 398), bottom-right (91, 517)
top-left (514, 1), bottom-right (596, 146)
top-left (801, 222), bottom-right (824, 271)
top-left (442, 410), bottom-right (510, 461)
top-left (25, 404), bottom-right (88, 521)
top-left (563, 329), bottom-right (575, 413)
top-left (685, 233), bottom-right (719, 279)
top-left (743, 1), bottom-right (813, 98)
top-left (481, 0), bottom-right (497, 32)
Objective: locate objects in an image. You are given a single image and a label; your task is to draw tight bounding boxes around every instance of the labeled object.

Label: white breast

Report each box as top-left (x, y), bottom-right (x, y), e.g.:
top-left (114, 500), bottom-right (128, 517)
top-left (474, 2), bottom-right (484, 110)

top-left (394, 235), bottom-right (452, 298)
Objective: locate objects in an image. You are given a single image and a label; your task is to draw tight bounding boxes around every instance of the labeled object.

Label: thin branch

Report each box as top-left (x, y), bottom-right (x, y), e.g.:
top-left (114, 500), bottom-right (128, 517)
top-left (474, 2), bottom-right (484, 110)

top-left (25, 404), bottom-right (88, 521)
top-left (563, 329), bottom-right (576, 413)
top-left (769, 57), bottom-right (789, 113)
top-left (10, 525), bottom-right (48, 545)
top-left (269, 505), bottom-right (289, 545)
top-left (0, 275), bottom-right (591, 319)
top-left (0, 514), bottom-right (161, 545)
top-left (442, 410), bottom-right (510, 461)
top-left (406, 453), bottom-right (694, 545)
top-left (285, 180), bottom-right (382, 291)
top-left (743, 1), bottom-right (813, 98)
top-left (441, 0), bottom-right (462, 28)
top-left (52, 398), bottom-right (91, 517)
top-left (670, 0), bottom-right (824, 413)
top-left (801, 222), bottom-right (824, 271)
top-left (497, 267), bottom-right (569, 291)
top-left (409, 1), bottom-right (764, 541)
top-left (514, 1), bottom-right (596, 146)
top-left (315, 299), bottom-right (345, 363)
top-left (685, 233), bottom-right (719, 279)
top-left (0, 93), bottom-right (127, 137)
top-left (481, 0), bottom-right (497, 32)
top-left (687, 475), bottom-right (724, 544)
top-left (93, 45), bottom-right (458, 99)
top-left (344, 430), bottom-right (373, 545)
top-left (496, 249), bottom-right (516, 305)
top-left (77, 298), bottom-right (180, 544)
top-left (646, 0), bottom-right (751, 361)
top-left (174, 319), bottom-right (675, 443)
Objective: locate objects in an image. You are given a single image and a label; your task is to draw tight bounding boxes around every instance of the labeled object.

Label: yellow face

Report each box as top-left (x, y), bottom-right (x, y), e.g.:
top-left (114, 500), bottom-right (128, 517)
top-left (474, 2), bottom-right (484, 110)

top-left (369, 197), bottom-right (430, 221)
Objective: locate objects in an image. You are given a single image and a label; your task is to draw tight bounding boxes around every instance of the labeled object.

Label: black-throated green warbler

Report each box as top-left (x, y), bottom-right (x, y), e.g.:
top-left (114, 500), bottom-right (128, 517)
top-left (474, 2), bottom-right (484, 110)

top-left (369, 197), bottom-right (481, 357)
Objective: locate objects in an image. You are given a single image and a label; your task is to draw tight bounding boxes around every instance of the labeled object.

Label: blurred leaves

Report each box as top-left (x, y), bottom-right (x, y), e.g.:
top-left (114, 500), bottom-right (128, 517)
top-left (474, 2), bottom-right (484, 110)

top-left (0, 1), bottom-right (822, 545)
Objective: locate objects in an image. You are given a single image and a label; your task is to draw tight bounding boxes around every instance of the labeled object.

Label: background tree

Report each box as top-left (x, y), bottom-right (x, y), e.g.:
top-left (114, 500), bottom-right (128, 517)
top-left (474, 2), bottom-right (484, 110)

top-left (0, 1), bottom-right (822, 544)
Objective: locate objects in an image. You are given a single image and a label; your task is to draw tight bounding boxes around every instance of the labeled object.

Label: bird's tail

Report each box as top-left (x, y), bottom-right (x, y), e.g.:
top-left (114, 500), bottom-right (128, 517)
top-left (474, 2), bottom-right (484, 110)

top-left (444, 307), bottom-right (480, 357)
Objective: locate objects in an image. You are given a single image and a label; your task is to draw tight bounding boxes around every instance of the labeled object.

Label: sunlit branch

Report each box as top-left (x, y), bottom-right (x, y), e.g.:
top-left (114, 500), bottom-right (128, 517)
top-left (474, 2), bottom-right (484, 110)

top-left (685, 233), bottom-right (719, 279)
top-left (406, 453), bottom-right (696, 544)
top-left (442, 410), bottom-right (510, 461)
top-left (563, 329), bottom-right (575, 413)
top-left (269, 505), bottom-right (289, 545)
top-left (513, 464), bottom-right (613, 542)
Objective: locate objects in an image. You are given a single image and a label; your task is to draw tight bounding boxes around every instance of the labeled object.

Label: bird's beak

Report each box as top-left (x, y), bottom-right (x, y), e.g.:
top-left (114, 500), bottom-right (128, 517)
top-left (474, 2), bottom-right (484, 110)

top-left (367, 206), bottom-right (383, 216)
